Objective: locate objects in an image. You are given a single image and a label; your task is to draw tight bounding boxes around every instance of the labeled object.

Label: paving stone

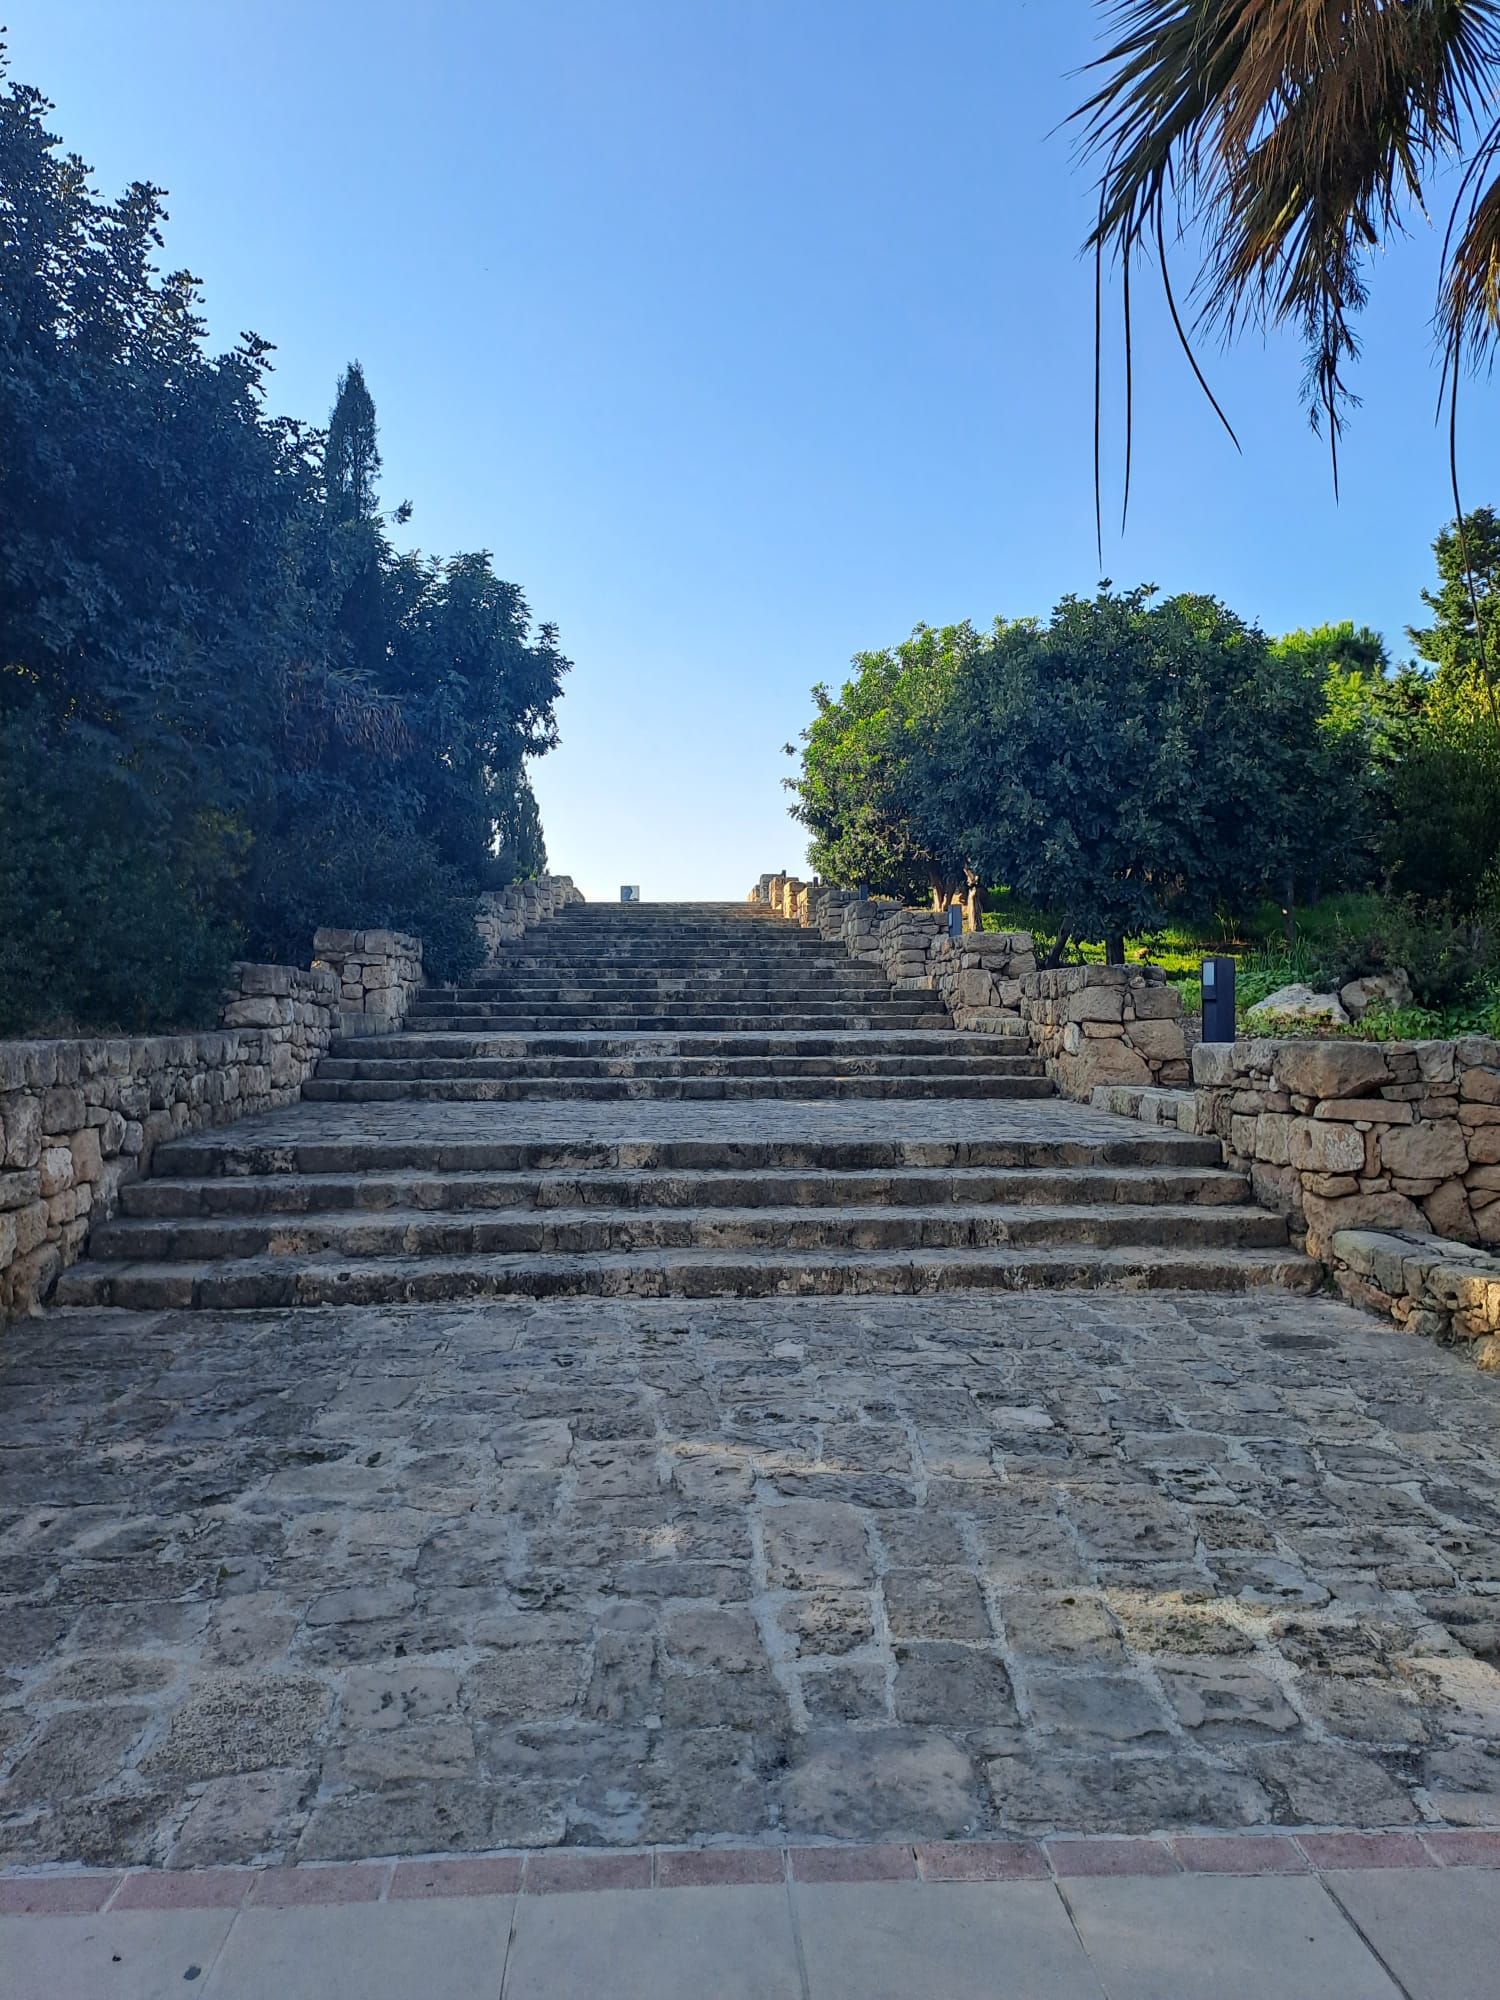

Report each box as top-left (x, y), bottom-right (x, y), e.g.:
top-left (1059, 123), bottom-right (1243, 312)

top-left (4, 1705), bottom-right (150, 1801)
top-left (985, 1752), bottom-right (1273, 1834)
top-left (167, 1768), bottom-right (309, 1866)
top-left (1158, 1659), bottom-right (1302, 1737)
top-left (882, 1569), bottom-right (991, 1642)
top-left (779, 1727), bottom-right (982, 1840)
top-left (893, 1643), bottom-right (1018, 1726)
top-left (4, 1274), bottom-right (1499, 1863)
top-left (1026, 1672), bottom-right (1173, 1744)
top-left (775, 1590), bottom-right (875, 1657)
top-left (1000, 1590), bottom-right (1129, 1667)
top-left (1244, 1743), bottom-right (1420, 1826)
top-left (142, 1674), bottom-right (333, 1781)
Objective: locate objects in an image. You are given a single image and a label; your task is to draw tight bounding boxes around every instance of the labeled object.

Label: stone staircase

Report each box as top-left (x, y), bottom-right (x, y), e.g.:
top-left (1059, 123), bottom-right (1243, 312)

top-left (57, 902), bottom-right (1317, 1307)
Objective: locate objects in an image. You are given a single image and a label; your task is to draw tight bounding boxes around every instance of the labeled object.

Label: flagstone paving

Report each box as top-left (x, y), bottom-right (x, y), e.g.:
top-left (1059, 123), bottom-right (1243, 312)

top-left (2, 1286), bottom-right (1498, 1869)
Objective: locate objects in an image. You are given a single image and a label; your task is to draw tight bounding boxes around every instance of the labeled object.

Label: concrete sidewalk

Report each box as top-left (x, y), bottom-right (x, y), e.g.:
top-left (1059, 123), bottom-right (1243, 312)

top-left (4, 1834), bottom-right (1498, 1999)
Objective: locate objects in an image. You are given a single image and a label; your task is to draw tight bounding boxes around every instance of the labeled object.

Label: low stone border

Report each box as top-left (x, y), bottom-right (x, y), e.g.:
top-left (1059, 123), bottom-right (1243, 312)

top-left (1331, 1225), bottom-right (1500, 1370)
top-left (3, 1827), bottom-right (1494, 1911)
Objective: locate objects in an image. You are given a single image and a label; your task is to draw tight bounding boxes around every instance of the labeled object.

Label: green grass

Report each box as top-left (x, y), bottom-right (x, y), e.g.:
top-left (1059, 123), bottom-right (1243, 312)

top-left (979, 887), bottom-right (1500, 1037)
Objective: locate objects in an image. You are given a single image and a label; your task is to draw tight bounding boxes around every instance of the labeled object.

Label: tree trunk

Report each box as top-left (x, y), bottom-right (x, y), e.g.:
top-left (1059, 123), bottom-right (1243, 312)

top-left (1282, 872), bottom-right (1296, 948)
top-left (1043, 922), bottom-right (1073, 971)
top-left (1105, 934), bottom-right (1125, 966)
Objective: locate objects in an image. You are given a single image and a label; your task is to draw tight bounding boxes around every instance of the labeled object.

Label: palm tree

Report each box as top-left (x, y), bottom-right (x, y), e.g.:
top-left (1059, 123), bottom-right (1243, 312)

top-left (1075, 0), bottom-right (1500, 512)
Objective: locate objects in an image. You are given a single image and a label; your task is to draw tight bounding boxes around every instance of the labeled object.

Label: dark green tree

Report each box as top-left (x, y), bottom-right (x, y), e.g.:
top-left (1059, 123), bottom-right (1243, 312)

top-left (325, 361), bottom-right (381, 520)
top-left (785, 624), bottom-right (977, 905)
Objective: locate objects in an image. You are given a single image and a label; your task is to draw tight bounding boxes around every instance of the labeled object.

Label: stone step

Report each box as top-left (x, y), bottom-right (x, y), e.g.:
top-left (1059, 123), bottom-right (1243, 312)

top-left (331, 1032), bottom-right (1019, 1060)
top-left (86, 1201), bottom-right (1291, 1264)
top-left (311, 1054), bottom-right (1042, 1082)
top-left (403, 1013), bottom-right (947, 1031)
top-left (298, 1073), bottom-right (1056, 1103)
top-left (152, 1132), bottom-right (1229, 1177)
top-left (119, 1163), bottom-right (1256, 1219)
top-left (54, 1241), bottom-right (1321, 1308)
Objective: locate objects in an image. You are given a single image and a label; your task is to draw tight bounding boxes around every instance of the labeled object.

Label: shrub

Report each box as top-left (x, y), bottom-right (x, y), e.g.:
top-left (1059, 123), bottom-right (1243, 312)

top-left (0, 730), bottom-right (240, 1035)
top-left (241, 797), bottom-right (484, 985)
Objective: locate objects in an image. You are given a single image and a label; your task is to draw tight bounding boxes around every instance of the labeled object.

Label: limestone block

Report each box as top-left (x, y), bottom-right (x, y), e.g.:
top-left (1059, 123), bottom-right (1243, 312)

top-left (1125, 1017), bottom-right (1186, 1063)
top-left (39, 1146), bottom-right (73, 1197)
top-left (1421, 1178), bottom-right (1477, 1243)
top-left (1379, 1119), bottom-right (1469, 1182)
top-left (1068, 988), bottom-right (1125, 1024)
top-left (69, 1127), bottom-right (102, 1185)
top-left (1273, 1041), bottom-right (1391, 1100)
top-left (1247, 985), bottom-right (1349, 1027)
top-left (1, 1093), bottom-right (42, 1169)
top-left (1302, 1189), bottom-right (1425, 1258)
top-left (1286, 1119), bottom-right (1364, 1176)
top-left (1310, 1097), bottom-right (1412, 1127)
top-left (1339, 970), bottom-right (1413, 1019)
top-left (40, 1085), bottom-right (85, 1134)
top-left (222, 997), bottom-right (294, 1030)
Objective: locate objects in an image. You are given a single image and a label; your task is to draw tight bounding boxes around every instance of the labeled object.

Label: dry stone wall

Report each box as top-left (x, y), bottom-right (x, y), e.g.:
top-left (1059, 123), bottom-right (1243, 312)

top-left (746, 877), bottom-right (1034, 1033)
top-left (0, 963), bottom-right (339, 1317)
top-left (476, 874), bottom-right (583, 960)
top-left (1192, 1035), bottom-right (1500, 1259)
top-left (311, 928), bottom-right (424, 1035)
top-left (1017, 964), bottom-right (1191, 1100)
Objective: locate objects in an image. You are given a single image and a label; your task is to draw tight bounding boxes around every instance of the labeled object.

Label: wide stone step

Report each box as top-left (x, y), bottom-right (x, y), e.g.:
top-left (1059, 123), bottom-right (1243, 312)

top-left (332, 1032), bottom-right (1019, 1059)
top-left (88, 1200), bottom-right (1290, 1264)
top-left (311, 1053), bottom-right (1042, 1082)
top-left (403, 1013), bottom-right (947, 1031)
top-left (55, 1241), bottom-right (1320, 1308)
top-left (120, 1163), bottom-right (1256, 1219)
top-left (152, 1132), bottom-right (1230, 1177)
top-left (299, 1073), bottom-right (1056, 1103)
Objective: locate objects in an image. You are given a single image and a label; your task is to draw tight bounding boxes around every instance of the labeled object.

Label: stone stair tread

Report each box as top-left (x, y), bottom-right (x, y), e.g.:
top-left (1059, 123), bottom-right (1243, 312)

top-left (56, 1241), bottom-right (1322, 1307)
top-left (90, 1199), bottom-right (1288, 1260)
top-left (121, 1163), bottom-right (1255, 1215)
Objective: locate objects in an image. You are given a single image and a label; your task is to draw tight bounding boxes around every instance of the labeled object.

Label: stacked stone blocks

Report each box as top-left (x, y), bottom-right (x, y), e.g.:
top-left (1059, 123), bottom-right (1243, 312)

top-left (476, 875), bottom-right (583, 959)
top-left (1016, 964), bottom-right (1190, 1101)
top-left (0, 963), bottom-right (339, 1316)
top-left (1193, 1036), bottom-right (1500, 1258)
top-left (746, 878), bottom-right (1035, 1035)
top-left (311, 928), bottom-right (425, 1036)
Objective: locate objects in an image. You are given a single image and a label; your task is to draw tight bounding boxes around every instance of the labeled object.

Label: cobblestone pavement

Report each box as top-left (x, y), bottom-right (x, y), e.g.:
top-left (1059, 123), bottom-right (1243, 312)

top-left (2, 1289), bottom-right (1498, 1868)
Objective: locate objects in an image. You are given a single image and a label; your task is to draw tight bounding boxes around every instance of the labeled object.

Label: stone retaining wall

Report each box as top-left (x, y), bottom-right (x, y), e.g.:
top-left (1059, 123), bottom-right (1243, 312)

top-left (1192, 1036), bottom-right (1500, 1259)
top-left (311, 928), bottom-right (424, 1035)
top-left (1, 963), bottom-right (339, 1317)
top-left (1017, 964), bottom-right (1191, 1101)
top-left (476, 874), bottom-right (583, 960)
top-left (746, 877), bottom-right (1034, 1033)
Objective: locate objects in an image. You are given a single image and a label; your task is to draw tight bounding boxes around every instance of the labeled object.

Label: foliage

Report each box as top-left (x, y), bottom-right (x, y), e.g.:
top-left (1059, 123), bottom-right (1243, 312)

top-left (792, 588), bottom-right (1395, 955)
top-left (0, 53), bottom-right (567, 1032)
top-left (241, 798), bottom-right (485, 985)
top-left (1408, 504), bottom-right (1500, 729)
top-left (0, 719), bottom-right (239, 1034)
top-left (785, 624), bottom-right (977, 903)
top-left (1075, 0), bottom-right (1500, 477)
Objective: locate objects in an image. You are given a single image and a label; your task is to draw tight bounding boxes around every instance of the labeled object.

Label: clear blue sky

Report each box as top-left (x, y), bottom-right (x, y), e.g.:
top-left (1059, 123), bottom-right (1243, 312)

top-left (17, 1), bottom-right (1500, 900)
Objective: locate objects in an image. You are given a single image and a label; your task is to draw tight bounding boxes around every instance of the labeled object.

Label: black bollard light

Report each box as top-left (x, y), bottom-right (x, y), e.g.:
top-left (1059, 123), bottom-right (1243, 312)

top-left (946, 905), bottom-right (963, 938)
top-left (1201, 956), bottom-right (1236, 1042)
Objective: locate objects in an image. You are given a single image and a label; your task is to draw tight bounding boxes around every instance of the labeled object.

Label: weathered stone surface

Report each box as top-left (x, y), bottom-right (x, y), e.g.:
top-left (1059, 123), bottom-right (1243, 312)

top-left (3, 1282), bottom-right (1498, 1863)
top-left (779, 1728), bottom-right (981, 1839)
top-left (142, 1674), bottom-right (333, 1780)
